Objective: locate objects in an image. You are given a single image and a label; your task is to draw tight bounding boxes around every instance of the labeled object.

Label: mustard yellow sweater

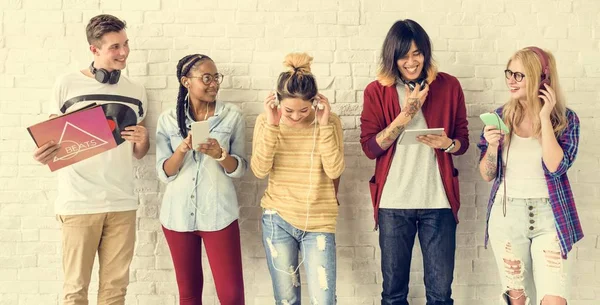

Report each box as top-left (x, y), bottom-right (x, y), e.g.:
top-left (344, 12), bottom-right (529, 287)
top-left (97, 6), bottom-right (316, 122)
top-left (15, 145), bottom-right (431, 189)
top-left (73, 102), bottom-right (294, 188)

top-left (251, 113), bottom-right (345, 233)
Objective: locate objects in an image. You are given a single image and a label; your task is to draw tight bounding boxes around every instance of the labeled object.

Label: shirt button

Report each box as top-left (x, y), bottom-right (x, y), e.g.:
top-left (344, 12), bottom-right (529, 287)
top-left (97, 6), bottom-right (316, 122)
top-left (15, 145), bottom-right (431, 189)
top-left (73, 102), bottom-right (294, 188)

top-left (529, 220), bottom-right (535, 224)
top-left (529, 213), bottom-right (534, 217)
top-left (190, 212), bottom-right (194, 216)
top-left (191, 195), bottom-right (195, 199)
top-left (529, 226), bottom-right (534, 230)
top-left (528, 206), bottom-right (533, 210)
top-left (192, 178), bottom-right (196, 181)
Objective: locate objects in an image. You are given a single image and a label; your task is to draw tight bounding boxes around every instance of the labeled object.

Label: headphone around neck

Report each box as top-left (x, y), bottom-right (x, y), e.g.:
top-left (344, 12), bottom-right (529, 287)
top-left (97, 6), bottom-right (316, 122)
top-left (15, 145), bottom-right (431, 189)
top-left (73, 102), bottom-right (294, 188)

top-left (399, 74), bottom-right (427, 91)
top-left (89, 62), bottom-right (121, 84)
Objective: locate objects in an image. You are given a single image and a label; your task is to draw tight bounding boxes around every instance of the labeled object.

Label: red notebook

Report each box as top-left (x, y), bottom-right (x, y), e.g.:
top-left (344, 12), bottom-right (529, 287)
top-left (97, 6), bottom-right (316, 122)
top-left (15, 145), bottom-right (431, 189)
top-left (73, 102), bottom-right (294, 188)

top-left (27, 105), bottom-right (117, 171)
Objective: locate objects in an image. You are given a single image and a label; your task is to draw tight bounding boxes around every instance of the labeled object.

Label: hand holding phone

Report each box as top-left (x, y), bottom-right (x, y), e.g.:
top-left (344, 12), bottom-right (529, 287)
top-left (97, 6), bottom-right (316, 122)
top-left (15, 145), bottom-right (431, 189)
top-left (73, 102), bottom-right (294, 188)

top-left (479, 112), bottom-right (509, 133)
top-left (482, 125), bottom-right (503, 148)
top-left (191, 121), bottom-right (210, 149)
top-left (480, 112), bottom-right (508, 148)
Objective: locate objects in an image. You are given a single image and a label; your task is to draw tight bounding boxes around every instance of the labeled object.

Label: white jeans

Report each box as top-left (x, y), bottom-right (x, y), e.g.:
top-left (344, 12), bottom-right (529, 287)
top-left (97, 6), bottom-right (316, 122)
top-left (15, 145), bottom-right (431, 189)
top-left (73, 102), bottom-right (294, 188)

top-left (488, 196), bottom-right (570, 305)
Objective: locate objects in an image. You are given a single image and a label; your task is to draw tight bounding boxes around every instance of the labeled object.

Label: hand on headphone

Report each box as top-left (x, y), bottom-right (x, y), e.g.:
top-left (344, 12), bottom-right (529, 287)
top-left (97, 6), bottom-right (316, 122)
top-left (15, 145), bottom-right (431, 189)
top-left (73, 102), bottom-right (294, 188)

top-left (314, 93), bottom-right (331, 126)
top-left (401, 83), bottom-right (428, 120)
top-left (121, 125), bottom-right (149, 146)
top-left (538, 83), bottom-right (556, 120)
top-left (264, 92), bottom-right (282, 126)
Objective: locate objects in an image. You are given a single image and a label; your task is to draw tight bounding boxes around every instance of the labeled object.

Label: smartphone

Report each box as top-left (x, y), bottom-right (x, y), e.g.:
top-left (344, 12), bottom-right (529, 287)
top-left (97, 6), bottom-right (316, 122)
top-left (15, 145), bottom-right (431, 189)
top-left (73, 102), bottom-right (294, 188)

top-left (191, 121), bottom-right (210, 149)
top-left (479, 112), bottom-right (509, 133)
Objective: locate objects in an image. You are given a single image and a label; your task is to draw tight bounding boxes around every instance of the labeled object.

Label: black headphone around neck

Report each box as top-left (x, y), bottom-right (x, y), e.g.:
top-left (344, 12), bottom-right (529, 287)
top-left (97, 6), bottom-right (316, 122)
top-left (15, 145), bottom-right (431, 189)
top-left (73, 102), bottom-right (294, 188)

top-left (399, 74), bottom-right (427, 91)
top-left (89, 62), bottom-right (121, 84)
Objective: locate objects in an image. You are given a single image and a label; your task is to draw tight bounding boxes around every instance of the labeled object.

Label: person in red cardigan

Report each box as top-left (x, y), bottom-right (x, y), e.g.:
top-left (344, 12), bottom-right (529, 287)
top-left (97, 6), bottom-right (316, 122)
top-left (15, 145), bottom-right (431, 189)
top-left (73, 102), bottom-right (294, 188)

top-left (360, 19), bottom-right (469, 305)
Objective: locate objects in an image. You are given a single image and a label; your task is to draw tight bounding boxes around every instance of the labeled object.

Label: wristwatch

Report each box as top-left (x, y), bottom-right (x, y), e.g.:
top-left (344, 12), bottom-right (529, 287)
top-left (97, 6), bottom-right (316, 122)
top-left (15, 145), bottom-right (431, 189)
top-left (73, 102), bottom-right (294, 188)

top-left (442, 140), bottom-right (456, 153)
top-left (215, 146), bottom-right (227, 162)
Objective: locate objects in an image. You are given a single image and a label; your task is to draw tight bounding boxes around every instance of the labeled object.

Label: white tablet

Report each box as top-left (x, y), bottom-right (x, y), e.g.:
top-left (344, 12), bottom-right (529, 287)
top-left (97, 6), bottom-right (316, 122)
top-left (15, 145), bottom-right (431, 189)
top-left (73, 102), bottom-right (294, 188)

top-left (191, 121), bottom-right (210, 149)
top-left (397, 128), bottom-right (445, 145)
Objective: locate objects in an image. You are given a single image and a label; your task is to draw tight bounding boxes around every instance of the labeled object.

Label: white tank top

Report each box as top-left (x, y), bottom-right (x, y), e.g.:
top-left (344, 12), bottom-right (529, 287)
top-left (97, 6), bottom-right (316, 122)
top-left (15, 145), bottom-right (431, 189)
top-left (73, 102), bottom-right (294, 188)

top-left (498, 133), bottom-right (549, 198)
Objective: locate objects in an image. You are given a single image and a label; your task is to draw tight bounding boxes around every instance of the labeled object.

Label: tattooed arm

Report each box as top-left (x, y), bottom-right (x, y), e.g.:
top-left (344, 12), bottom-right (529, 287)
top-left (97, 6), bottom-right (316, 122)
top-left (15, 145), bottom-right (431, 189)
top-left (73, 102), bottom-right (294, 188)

top-left (360, 83), bottom-right (428, 159)
top-left (375, 97), bottom-right (421, 150)
top-left (479, 148), bottom-right (499, 182)
top-left (478, 125), bottom-right (503, 182)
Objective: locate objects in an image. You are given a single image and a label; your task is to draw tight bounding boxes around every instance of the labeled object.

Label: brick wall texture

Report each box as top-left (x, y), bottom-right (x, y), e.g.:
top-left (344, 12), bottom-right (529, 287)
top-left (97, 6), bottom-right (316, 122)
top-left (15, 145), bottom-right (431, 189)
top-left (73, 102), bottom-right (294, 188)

top-left (0, 0), bottom-right (599, 304)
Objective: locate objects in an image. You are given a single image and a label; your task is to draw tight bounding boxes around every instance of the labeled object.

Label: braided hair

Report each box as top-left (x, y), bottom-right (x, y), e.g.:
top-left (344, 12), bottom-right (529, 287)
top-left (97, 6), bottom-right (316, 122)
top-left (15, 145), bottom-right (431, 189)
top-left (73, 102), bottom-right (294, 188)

top-left (175, 54), bottom-right (212, 138)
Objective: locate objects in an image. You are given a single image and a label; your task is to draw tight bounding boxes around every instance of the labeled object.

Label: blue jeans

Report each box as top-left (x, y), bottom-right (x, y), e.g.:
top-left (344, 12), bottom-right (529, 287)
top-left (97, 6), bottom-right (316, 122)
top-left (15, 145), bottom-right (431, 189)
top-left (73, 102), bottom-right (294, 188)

top-left (379, 208), bottom-right (457, 305)
top-left (262, 211), bottom-right (337, 305)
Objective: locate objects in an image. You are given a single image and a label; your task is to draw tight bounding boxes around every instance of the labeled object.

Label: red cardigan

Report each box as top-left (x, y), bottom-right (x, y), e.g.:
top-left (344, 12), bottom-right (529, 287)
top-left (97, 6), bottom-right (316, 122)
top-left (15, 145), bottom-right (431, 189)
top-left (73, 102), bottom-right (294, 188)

top-left (359, 72), bottom-right (469, 227)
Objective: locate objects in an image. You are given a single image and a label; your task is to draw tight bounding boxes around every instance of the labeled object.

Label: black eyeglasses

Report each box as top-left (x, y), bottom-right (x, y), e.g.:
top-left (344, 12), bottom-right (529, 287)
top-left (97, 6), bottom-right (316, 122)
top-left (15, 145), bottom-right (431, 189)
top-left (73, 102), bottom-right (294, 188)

top-left (188, 73), bottom-right (224, 85)
top-left (504, 69), bottom-right (525, 82)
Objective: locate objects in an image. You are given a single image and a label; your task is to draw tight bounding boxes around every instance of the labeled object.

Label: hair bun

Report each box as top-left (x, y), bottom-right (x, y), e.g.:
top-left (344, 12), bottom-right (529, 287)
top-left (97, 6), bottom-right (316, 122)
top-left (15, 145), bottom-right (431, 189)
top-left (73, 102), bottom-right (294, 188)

top-left (283, 53), bottom-right (313, 75)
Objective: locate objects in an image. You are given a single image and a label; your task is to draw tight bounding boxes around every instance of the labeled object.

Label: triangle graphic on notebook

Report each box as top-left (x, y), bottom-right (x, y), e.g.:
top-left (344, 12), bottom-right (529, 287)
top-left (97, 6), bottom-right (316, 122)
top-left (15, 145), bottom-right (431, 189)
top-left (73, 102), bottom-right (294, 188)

top-left (53, 122), bottom-right (109, 162)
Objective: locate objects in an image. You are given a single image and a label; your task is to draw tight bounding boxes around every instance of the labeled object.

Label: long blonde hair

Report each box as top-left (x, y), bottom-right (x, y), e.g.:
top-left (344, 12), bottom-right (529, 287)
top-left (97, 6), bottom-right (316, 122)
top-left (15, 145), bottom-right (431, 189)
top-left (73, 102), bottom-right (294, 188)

top-left (502, 47), bottom-right (568, 137)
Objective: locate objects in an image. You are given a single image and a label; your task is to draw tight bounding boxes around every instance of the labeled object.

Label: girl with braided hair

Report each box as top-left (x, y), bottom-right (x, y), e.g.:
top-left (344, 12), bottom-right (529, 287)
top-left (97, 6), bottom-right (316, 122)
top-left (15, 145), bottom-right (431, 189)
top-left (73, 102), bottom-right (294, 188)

top-left (155, 54), bottom-right (247, 305)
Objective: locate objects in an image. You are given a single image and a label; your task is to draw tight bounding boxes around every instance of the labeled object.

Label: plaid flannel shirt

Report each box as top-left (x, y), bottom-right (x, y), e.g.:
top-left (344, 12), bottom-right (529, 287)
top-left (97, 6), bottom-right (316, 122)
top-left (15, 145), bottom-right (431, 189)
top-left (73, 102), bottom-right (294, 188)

top-left (477, 106), bottom-right (583, 258)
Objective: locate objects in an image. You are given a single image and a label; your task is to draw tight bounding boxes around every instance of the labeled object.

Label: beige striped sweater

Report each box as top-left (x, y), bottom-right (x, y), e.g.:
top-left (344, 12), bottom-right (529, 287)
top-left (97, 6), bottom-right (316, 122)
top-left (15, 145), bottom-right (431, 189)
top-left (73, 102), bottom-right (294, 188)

top-left (251, 113), bottom-right (345, 233)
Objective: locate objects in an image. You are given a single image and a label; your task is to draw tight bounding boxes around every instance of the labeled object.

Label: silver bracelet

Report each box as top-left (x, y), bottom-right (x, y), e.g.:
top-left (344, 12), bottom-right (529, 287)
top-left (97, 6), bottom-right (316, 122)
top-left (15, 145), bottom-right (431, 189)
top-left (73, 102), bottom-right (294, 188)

top-left (443, 140), bottom-right (456, 153)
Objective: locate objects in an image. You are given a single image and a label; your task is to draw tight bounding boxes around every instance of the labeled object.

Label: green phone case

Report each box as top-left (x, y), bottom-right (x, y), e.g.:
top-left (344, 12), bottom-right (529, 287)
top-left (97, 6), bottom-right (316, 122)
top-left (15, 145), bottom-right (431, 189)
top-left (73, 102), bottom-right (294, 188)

top-left (479, 112), bottom-right (509, 133)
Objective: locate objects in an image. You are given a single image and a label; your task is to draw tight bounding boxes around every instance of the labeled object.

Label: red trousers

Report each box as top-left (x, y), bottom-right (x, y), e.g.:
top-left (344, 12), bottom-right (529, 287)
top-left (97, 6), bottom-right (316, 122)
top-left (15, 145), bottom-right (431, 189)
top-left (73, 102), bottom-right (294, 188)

top-left (162, 220), bottom-right (245, 305)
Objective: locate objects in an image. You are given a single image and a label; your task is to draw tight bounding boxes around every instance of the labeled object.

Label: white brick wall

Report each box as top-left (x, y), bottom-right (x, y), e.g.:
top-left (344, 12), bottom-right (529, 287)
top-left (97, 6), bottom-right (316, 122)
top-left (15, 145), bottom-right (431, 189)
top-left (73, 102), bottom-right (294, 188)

top-left (1, 0), bottom-right (599, 304)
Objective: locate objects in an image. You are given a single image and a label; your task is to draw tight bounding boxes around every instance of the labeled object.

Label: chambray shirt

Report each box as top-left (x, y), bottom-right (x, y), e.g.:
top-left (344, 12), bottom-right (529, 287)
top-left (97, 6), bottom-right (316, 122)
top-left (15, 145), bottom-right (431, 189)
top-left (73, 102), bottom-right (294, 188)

top-left (156, 101), bottom-right (247, 232)
top-left (478, 106), bottom-right (582, 258)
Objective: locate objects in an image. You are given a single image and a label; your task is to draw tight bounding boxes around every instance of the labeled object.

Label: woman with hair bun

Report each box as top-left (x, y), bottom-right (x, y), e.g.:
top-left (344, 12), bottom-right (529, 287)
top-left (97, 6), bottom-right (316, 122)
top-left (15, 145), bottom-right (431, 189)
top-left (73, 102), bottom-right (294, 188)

top-left (252, 52), bottom-right (345, 305)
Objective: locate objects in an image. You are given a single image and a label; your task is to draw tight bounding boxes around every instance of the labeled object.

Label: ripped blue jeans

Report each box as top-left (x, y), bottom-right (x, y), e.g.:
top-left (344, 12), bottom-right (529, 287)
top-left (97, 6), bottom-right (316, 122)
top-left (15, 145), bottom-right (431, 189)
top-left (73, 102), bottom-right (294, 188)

top-left (262, 211), bottom-right (337, 305)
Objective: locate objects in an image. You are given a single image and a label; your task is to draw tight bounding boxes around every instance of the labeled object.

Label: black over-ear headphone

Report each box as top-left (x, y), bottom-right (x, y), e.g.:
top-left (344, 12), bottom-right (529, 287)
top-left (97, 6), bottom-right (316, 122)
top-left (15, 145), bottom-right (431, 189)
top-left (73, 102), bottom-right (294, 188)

top-left (402, 77), bottom-right (426, 91)
top-left (89, 62), bottom-right (121, 84)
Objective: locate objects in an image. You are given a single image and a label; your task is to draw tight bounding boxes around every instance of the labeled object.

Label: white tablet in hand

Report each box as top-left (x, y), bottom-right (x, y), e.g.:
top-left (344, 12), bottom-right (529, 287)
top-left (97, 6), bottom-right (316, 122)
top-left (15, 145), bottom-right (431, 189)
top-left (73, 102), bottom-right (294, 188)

top-left (397, 128), bottom-right (444, 145)
top-left (191, 121), bottom-right (210, 149)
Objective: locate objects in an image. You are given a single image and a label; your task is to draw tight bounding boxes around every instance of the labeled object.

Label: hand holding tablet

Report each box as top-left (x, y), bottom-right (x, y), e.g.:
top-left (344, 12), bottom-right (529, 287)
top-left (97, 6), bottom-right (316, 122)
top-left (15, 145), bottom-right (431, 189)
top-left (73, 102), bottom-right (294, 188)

top-left (398, 128), bottom-right (445, 146)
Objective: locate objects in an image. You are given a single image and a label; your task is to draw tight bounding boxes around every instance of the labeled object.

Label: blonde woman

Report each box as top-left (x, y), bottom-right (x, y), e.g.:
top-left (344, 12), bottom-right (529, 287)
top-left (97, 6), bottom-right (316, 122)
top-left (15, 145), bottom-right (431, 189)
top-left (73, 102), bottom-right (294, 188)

top-left (478, 47), bottom-right (582, 305)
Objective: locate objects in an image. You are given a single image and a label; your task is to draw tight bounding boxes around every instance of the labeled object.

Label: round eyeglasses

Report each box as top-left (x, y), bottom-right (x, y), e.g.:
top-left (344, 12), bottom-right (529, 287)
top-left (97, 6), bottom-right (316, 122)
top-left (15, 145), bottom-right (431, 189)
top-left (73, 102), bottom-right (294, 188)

top-left (504, 69), bottom-right (525, 82)
top-left (188, 73), bottom-right (224, 85)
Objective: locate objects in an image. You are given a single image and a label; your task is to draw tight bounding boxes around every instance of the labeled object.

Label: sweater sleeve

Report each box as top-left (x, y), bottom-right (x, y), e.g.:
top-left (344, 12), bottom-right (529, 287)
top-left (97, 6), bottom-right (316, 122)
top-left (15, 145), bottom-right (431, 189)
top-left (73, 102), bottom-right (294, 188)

top-left (451, 81), bottom-right (470, 156)
top-left (319, 114), bottom-right (345, 179)
top-left (251, 114), bottom-right (281, 179)
top-left (359, 84), bottom-right (386, 160)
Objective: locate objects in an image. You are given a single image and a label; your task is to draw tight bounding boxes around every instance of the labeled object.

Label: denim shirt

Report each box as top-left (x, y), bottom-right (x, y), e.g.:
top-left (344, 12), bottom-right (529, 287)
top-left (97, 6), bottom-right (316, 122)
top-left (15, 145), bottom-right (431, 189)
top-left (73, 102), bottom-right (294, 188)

top-left (156, 101), bottom-right (247, 232)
